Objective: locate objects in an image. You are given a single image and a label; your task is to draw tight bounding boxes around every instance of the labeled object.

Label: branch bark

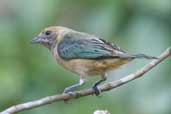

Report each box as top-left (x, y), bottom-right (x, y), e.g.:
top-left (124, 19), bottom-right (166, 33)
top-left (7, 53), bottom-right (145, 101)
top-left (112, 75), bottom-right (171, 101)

top-left (1, 47), bottom-right (171, 114)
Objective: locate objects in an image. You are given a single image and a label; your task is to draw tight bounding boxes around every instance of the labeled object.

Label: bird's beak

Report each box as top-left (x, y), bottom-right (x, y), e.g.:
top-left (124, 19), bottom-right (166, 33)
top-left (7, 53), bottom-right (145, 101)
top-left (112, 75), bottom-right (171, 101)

top-left (31, 36), bottom-right (42, 44)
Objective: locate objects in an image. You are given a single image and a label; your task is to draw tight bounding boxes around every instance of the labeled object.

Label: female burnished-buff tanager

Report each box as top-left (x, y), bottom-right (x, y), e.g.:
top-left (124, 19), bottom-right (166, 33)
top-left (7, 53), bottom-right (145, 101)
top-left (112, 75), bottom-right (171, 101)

top-left (32, 26), bottom-right (157, 95)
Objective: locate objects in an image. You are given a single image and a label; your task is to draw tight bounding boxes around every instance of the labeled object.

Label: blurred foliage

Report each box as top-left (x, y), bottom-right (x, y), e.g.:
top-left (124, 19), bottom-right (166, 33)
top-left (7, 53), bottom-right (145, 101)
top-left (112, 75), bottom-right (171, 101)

top-left (0, 0), bottom-right (171, 114)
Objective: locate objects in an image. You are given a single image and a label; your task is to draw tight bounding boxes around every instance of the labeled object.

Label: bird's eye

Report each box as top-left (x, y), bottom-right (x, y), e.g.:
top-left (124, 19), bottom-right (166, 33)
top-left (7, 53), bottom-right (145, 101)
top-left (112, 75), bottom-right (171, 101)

top-left (45, 31), bottom-right (52, 36)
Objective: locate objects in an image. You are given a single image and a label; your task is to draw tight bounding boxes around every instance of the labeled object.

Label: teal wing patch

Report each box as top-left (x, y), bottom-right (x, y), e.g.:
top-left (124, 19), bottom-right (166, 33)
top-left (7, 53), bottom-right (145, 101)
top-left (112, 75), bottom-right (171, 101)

top-left (57, 33), bottom-right (124, 60)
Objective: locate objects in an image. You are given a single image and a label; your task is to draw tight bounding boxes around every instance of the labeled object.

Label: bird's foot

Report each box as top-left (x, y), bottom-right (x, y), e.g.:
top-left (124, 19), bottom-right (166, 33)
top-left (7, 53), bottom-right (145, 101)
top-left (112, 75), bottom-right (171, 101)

top-left (63, 87), bottom-right (80, 98)
top-left (63, 87), bottom-right (75, 94)
top-left (63, 87), bottom-right (81, 103)
top-left (92, 85), bottom-right (101, 96)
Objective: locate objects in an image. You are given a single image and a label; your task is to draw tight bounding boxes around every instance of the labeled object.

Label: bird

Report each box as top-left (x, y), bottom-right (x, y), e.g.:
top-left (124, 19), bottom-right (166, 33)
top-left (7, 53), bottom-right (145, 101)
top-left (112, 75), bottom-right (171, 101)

top-left (32, 26), bottom-right (157, 96)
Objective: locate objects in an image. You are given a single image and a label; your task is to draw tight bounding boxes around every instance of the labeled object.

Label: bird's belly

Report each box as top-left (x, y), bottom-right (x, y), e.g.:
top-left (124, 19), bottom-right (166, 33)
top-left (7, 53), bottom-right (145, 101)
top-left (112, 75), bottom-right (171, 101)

top-left (56, 57), bottom-right (132, 76)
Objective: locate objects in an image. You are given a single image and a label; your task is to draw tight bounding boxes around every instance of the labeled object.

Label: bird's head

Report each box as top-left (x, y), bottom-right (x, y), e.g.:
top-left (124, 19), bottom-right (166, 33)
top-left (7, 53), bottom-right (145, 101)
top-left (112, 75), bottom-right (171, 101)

top-left (32, 26), bottom-right (71, 49)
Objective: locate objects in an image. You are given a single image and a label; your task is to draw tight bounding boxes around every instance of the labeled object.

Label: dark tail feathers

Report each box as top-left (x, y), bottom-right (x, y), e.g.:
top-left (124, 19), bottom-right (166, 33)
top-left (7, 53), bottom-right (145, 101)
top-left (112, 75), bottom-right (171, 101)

top-left (119, 53), bottom-right (158, 59)
top-left (132, 54), bottom-right (158, 59)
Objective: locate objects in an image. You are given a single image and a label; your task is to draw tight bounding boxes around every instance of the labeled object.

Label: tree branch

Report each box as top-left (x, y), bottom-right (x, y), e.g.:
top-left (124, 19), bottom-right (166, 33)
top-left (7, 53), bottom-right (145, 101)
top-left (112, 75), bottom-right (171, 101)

top-left (1, 47), bottom-right (171, 114)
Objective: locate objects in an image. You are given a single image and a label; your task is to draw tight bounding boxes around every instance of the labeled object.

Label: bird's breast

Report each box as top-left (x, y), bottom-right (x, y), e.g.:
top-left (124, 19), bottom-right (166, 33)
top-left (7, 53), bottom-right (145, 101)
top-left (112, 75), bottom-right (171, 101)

top-left (51, 46), bottom-right (91, 76)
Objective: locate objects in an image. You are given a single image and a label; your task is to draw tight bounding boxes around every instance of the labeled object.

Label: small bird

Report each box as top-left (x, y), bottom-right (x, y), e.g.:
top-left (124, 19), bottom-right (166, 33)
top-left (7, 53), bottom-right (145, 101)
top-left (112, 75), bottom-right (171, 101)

top-left (32, 26), bottom-right (157, 95)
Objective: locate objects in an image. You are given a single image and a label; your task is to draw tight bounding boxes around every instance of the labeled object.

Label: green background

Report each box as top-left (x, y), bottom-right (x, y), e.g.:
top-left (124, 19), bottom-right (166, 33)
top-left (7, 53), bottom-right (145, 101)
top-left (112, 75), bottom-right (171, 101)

top-left (0, 0), bottom-right (171, 114)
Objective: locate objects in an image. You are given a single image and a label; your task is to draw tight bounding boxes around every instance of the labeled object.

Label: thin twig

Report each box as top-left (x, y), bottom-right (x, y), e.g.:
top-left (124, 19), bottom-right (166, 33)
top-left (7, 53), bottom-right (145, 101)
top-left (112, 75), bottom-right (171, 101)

top-left (1, 47), bottom-right (171, 114)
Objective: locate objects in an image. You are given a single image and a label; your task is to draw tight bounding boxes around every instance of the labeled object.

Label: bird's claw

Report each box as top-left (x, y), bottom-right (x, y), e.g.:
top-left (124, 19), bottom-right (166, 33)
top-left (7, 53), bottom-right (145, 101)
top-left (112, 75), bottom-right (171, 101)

top-left (63, 87), bottom-right (74, 94)
top-left (63, 88), bottom-right (80, 97)
top-left (63, 88), bottom-right (81, 104)
top-left (92, 85), bottom-right (101, 96)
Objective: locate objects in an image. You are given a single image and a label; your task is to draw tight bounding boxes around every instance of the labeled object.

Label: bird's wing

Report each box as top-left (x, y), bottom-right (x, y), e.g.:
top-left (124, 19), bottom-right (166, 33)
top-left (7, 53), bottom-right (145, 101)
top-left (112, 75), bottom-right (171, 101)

top-left (57, 32), bottom-right (127, 60)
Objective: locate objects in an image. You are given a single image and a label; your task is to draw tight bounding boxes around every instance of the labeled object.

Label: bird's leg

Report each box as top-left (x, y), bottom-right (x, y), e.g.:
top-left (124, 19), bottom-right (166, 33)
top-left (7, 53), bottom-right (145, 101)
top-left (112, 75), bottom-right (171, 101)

top-left (63, 78), bottom-right (86, 93)
top-left (92, 73), bottom-right (107, 96)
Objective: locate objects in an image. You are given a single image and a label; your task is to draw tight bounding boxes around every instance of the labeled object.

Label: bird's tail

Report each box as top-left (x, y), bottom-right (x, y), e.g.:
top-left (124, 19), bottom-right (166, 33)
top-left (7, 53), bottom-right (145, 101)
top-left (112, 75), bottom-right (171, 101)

top-left (119, 53), bottom-right (158, 59)
top-left (132, 54), bottom-right (158, 59)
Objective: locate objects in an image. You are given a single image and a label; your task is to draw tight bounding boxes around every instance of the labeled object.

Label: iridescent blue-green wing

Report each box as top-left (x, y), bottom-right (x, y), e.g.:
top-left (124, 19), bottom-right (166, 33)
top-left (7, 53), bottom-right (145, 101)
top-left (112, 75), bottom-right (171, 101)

top-left (57, 33), bottom-right (124, 60)
top-left (57, 32), bottom-right (157, 60)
